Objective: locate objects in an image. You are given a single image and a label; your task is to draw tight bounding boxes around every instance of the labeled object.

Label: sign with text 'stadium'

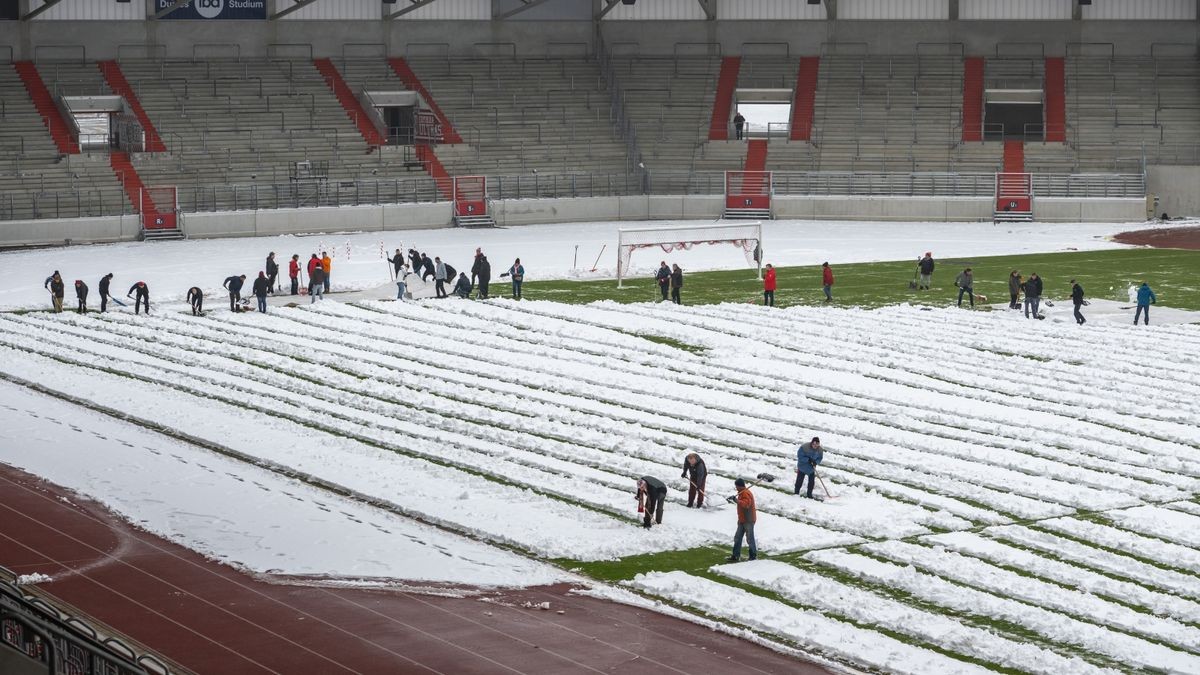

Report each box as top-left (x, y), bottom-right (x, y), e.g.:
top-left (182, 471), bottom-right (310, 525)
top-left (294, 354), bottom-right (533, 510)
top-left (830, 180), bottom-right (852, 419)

top-left (0, 0), bottom-right (19, 21)
top-left (157, 0), bottom-right (265, 20)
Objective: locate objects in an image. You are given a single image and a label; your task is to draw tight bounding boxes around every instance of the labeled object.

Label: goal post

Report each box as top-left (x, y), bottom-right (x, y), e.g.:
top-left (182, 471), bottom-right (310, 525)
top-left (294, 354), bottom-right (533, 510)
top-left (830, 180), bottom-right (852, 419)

top-left (616, 222), bottom-right (763, 287)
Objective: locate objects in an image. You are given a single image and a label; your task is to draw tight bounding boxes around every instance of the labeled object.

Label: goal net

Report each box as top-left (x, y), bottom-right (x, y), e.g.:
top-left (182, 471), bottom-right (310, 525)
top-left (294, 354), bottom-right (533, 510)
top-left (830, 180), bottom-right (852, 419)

top-left (617, 222), bottom-right (763, 287)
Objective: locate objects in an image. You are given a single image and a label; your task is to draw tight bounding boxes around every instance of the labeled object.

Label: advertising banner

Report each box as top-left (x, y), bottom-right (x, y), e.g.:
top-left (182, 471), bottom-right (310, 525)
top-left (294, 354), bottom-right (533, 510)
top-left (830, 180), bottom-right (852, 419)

top-left (157, 0), bottom-right (265, 20)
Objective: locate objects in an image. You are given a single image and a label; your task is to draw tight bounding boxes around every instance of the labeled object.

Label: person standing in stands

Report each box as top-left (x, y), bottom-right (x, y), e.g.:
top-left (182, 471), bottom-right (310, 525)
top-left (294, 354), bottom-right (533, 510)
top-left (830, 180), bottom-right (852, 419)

top-left (681, 453), bottom-right (707, 508)
top-left (73, 279), bottom-right (88, 314)
top-left (252, 272), bottom-right (270, 313)
top-left (763, 263), bottom-right (776, 306)
top-left (126, 281), bottom-right (149, 315)
top-left (508, 258), bottom-right (525, 300)
top-left (733, 111), bottom-right (746, 141)
top-left (636, 476), bottom-right (668, 529)
top-left (917, 252), bottom-right (935, 290)
top-left (1135, 281), bottom-right (1156, 325)
top-left (310, 266), bottom-right (325, 303)
top-left (289, 254), bottom-right (301, 296)
top-left (44, 271), bottom-right (64, 313)
top-left (224, 274), bottom-right (246, 312)
top-left (726, 479), bottom-right (756, 562)
top-left (321, 251), bottom-right (332, 293)
top-left (955, 267), bottom-right (974, 308)
top-left (1070, 279), bottom-right (1087, 325)
top-left (306, 254), bottom-right (321, 295)
top-left (655, 261), bottom-right (671, 302)
top-left (98, 273), bottom-right (114, 312)
top-left (187, 286), bottom-right (204, 316)
top-left (434, 256), bottom-right (448, 298)
top-left (473, 253), bottom-right (492, 299)
top-left (265, 252), bottom-right (279, 295)
top-left (821, 262), bottom-right (835, 303)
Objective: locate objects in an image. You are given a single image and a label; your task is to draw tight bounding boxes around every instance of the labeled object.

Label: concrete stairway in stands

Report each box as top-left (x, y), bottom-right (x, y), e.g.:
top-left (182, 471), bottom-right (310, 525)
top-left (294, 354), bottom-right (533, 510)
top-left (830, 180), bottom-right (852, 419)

top-left (708, 56), bottom-right (740, 140)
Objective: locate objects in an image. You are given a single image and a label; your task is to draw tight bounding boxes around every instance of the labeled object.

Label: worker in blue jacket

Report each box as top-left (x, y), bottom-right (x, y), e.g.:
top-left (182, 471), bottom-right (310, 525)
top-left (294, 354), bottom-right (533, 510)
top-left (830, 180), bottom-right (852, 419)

top-left (1135, 282), bottom-right (1157, 325)
top-left (794, 437), bottom-right (823, 499)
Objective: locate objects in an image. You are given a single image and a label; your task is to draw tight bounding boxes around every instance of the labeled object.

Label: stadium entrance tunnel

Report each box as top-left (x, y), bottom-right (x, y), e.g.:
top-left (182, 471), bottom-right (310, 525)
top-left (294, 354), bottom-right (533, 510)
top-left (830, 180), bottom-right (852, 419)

top-left (735, 90), bottom-right (792, 138)
top-left (984, 89), bottom-right (1044, 141)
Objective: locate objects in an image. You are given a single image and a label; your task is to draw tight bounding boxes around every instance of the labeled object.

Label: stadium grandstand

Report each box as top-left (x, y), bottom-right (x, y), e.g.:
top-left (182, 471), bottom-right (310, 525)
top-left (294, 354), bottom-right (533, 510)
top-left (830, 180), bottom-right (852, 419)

top-left (0, 0), bottom-right (1196, 245)
top-left (2, 3), bottom-right (1200, 673)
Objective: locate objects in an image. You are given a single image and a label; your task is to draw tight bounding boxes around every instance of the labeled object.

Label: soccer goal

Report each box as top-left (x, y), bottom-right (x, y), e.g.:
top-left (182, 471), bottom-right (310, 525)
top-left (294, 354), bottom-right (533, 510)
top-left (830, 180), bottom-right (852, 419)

top-left (616, 222), bottom-right (763, 287)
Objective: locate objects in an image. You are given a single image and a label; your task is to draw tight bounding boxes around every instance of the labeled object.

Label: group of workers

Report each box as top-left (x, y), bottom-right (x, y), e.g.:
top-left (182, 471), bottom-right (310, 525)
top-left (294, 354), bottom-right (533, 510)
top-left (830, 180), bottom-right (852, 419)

top-left (635, 437), bottom-right (826, 562)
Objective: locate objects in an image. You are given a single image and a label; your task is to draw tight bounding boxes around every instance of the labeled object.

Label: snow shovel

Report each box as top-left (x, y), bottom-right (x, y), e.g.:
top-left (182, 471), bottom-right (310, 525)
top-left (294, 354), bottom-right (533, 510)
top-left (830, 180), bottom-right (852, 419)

top-left (815, 471), bottom-right (836, 500)
top-left (723, 473), bottom-right (776, 504)
top-left (908, 265), bottom-right (919, 290)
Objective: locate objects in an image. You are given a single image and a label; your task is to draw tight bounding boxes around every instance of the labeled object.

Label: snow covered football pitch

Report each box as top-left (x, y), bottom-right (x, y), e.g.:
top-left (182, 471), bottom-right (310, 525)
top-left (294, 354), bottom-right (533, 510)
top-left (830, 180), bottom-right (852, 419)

top-left (1, 218), bottom-right (1199, 674)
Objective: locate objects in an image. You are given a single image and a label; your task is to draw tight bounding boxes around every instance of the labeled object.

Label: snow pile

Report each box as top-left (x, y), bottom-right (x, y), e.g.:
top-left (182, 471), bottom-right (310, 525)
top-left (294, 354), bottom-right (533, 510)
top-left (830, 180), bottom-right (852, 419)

top-left (1, 291), bottom-right (1198, 673)
top-left (15, 573), bottom-right (53, 585)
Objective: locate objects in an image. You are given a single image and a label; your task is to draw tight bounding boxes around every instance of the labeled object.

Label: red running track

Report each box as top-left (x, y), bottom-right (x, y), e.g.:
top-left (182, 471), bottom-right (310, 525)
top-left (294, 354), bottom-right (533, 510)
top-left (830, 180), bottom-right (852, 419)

top-left (0, 463), bottom-right (832, 675)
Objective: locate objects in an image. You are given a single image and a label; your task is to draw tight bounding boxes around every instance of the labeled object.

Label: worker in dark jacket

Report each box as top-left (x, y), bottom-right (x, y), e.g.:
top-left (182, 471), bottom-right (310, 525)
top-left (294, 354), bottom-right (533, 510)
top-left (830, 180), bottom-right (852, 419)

top-left (681, 453), bottom-right (707, 508)
top-left (1008, 271), bottom-right (1023, 309)
top-left (472, 254), bottom-right (492, 299)
top-left (421, 253), bottom-right (435, 282)
top-left (187, 287), bottom-right (204, 316)
top-left (655, 262), bottom-right (671, 302)
top-left (252, 272), bottom-right (270, 313)
top-left (265, 253), bottom-right (279, 294)
top-left (73, 280), bottom-right (88, 314)
top-left (98, 273), bottom-right (114, 312)
top-left (795, 437), bottom-right (823, 499)
top-left (1024, 273), bottom-right (1044, 319)
top-left (917, 252), bottom-right (935, 290)
top-left (453, 272), bottom-right (473, 299)
top-left (1070, 279), bottom-right (1086, 325)
top-left (44, 271), bottom-right (65, 313)
top-left (636, 476), bottom-right (668, 529)
top-left (224, 274), bottom-right (246, 312)
top-left (126, 282), bottom-right (149, 315)
top-left (670, 264), bottom-right (684, 305)
top-left (955, 268), bottom-right (974, 308)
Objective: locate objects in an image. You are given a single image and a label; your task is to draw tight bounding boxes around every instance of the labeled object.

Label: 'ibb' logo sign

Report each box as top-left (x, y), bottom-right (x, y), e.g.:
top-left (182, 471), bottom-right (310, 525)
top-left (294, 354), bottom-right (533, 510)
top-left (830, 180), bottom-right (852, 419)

top-left (196, 0), bottom-right (224, 18)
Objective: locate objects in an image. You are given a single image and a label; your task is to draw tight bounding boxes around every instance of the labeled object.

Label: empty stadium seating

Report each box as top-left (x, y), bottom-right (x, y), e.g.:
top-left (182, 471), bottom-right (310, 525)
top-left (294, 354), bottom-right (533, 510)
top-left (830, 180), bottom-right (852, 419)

top-left (0, 48), bottom-right (1195, 223)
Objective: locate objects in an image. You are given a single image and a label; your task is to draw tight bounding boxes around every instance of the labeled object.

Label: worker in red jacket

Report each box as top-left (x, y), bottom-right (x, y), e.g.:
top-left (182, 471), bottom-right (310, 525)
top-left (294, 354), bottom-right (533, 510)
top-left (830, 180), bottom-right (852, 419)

top-left (821, 262), bottom-right (834, 303)
top-left (306, 254), bottom-right (321, 294)
top-left (288, 254), bottom-right (301, 296)
top-left (763, 264), bottom-right (776, 306)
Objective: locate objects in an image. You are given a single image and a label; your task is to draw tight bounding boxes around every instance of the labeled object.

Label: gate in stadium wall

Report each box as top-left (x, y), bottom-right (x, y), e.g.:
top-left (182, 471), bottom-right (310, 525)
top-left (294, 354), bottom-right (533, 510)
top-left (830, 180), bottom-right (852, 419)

top-left (724, 171), bottom-right (773, 220)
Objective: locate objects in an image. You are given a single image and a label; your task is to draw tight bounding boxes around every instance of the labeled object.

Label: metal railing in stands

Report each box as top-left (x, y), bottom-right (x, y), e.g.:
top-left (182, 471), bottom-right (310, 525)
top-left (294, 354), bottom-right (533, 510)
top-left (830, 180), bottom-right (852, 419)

top-left (0, 170), bottom-right (1149, 221)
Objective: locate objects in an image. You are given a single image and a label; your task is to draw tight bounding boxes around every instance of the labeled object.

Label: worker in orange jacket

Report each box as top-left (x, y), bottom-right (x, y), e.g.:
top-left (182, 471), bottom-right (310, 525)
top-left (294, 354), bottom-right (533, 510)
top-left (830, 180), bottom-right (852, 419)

top-left (321, 251), bottom-right (332, 293)
top-left (727, 478), bottom-right (757, 562)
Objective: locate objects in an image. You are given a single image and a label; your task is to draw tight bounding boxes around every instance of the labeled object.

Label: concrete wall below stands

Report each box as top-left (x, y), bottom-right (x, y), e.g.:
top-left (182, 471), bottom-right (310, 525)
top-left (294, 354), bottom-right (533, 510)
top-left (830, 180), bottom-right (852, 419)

top-left (0, 195), bottom-right (1148, 248)
top-left (1147, 166), bottom-right (1200, 217)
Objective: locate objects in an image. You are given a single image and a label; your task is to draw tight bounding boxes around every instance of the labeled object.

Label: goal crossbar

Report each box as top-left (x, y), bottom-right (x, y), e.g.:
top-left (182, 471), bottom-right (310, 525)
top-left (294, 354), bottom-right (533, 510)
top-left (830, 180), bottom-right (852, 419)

top-left (616, 222), bottom-right (763, 287)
